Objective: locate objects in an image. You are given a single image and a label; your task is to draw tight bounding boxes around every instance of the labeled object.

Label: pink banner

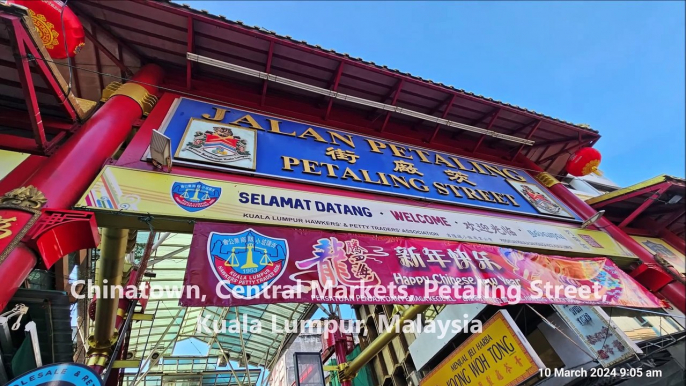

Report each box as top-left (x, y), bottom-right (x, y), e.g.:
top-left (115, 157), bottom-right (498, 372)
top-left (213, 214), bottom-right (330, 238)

top-left (180, 223), bottom-right (663, 308)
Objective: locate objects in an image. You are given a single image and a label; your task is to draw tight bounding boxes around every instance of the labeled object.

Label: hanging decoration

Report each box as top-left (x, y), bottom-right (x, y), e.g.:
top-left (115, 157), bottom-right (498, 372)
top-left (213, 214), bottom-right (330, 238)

top-left (9, 0), bottom-right (85, 59)
top-left (566, 147), bottom-right (602, 176)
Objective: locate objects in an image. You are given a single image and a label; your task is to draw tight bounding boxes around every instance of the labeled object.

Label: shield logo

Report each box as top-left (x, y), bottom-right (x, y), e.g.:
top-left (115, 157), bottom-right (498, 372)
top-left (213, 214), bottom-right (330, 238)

top-left (207, 229), bottom-right (289, 299)
top-left (171, 181), bottom-right (221, 212)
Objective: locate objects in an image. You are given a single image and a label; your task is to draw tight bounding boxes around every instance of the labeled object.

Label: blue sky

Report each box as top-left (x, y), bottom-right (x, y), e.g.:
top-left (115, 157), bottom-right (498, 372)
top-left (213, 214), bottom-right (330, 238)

top-left (185, 1), bottom-right (685, 187)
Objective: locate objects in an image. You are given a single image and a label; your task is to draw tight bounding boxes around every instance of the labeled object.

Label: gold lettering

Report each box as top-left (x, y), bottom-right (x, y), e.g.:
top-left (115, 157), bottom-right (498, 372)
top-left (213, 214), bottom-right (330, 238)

top-left (320, 162), bottom-right (340, 178)
top-left (409, 178), bottom-right (429, 192)
top-left (451, 157), bottom-right (477, 173)
top-left (476, 189), bottom-right (496, 203)
top-left (282, 156), bottom-right (300, 171)
top-left (298, 128), bottom-right (328, 143)
top-left (388, 144), bottom-right (413, 159)
top-left (470, 161), bottom-right (489, 175)
top-left (503, 194), bottom-right (521, 207)
top-left (461, 187), bottom-right (483, 200)
top-left (230, 114), bottom-right (265, 130)
top-left (341, 168), bottom-right (362, 182)
top-left (434, 154), bottom-right (456, 168)
top-left (502, 168), bottom-right (526, 182)
top-left (411, 149), bottom-right (432, 163)
top-left (446, 184), bottom-right (464, 198)
top-left (202, 107), bottom-right (227, 121)
top-left (328, 132), bottom-right (355, 148)
top-left (360, 170), bottom-right (382, 185)
top-left (268, 119), bottom-right (296, 136)
top-left (481, 164), bottom-right (507, 179)
top-left (366, 139), bottom-right (387, 154)
top-left (377, 172), bottom-right (392, 186)
top-left (433, 182), bottom-right (450, 196)
top-left (389, 175), bottom-right (410, 189)
top-left (301, 160), bottom-right (321, 175)
top-left (0, 216), bottom-right (17, 240)
top-left (491, 192), bottom-right (508, 204)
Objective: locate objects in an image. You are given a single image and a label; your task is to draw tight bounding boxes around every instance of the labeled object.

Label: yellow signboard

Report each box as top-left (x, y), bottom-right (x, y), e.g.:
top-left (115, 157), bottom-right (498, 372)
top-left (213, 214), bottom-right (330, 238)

top-left (75, 166), bottom-right (636, 260)
top-left (0, 149), bottom-right (29, 180)
top-left (631, 236), bottom-right (685, 274)
top-left (421, 310), bottom-right (543, 386)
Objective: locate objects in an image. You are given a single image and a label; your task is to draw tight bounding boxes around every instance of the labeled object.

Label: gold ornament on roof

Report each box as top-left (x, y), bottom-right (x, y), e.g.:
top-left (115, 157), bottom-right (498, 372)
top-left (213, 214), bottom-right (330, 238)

top-left (0, 186), bottom-right (47, 209)
top-left (28, 9), bottom-right (60, 50)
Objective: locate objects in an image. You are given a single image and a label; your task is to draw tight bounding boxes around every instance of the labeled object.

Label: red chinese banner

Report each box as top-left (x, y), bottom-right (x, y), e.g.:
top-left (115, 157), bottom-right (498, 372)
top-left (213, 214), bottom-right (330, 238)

top-left (180, 222), bottom-right (663, 308)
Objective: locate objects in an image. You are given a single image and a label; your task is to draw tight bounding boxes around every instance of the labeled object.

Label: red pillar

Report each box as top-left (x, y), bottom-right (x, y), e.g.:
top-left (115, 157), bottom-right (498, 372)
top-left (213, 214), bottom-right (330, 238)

top-left (0, 64), bottom-right (164, 311)
top-left (518, 155), bottom-right (686, 313)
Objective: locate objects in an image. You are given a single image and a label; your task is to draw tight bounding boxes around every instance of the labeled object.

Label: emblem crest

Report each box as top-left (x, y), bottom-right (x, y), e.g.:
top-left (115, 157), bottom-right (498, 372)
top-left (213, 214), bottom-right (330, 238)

top-left (176, 119), bottom-right (257, 170)
top-left (171, 181), bottom-right (221, 212)
top-left (508, 181), bottom-right (573, 218)
top-left (207, 229), bottom-right (289, 299)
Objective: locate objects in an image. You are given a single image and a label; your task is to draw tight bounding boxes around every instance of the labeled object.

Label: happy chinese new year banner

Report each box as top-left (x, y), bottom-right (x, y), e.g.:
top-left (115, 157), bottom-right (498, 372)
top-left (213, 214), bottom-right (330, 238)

top-left (180, 222), bottom-right (662, 308)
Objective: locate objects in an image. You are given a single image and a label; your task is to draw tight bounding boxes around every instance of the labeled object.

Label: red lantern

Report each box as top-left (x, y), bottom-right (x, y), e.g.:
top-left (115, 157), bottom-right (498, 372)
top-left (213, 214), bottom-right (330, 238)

top-left (9, 0), bottom-right (85, 59)
top-left (566, 147), bottom-right (602, 176)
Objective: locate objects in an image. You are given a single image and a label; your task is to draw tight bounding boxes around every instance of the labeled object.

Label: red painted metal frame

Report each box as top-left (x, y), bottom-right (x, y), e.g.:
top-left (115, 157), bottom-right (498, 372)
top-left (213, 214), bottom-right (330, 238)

top-left (130, 0), bottom-right (598, 139)
top-left (656, 208), bottom-right (686, 231)
top-left (83, 27), bottom-right (132, 77)
top-left (472, 108), bottom-right (501, 153)
top-left (618, 185), bottom-right (671, 229)
top-left (592, 182), bottom-right (673, 209)
top-left (324, 61), bottom-right (345, 120)
top-left (12, 30), bottom-right (47, 150)
top-left (70, 2), bottom-right (145, 64)
top-left (260, 41), bottom-right (274, 106)
top-left (428, 94), bottom-right (456, 143)
top-left (510, 120), bottom-right (541, 161)
top-left (186, 16), bottom-right (193, 90)
top-left (379, 79), bottom-right (404, 132)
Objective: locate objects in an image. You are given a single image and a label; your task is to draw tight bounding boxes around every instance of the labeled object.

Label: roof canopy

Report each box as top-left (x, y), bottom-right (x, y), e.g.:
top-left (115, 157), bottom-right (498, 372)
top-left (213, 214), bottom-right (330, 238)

top-left (1, 0), bottom-right (602, 174)
top-left (587, 175), bottom-right (686, 239)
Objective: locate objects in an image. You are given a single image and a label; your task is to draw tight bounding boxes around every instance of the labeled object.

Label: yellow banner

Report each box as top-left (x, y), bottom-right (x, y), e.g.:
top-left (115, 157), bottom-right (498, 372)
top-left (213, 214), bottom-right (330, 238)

top-left (0, 149), bottom-right (29, 181)
top-left (421, 310), bottom-right (543, 386)
top-left (75, 166), bottom-right (635, 260)
top-left (631, 236), bottom-right (685, 274)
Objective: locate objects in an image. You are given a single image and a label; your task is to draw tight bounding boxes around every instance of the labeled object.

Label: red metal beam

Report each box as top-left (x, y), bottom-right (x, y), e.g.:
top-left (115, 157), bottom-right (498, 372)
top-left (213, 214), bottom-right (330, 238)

top-left (510, 120), bottom-right (541, 160)
top-left (91, 26), bottom-right (105, 91)
top-left (0, 108), bottom-right (75, 133)
top-left (9, 20), bottom-right (47, 151)
top-left (619, 185), bottom-right (671, 228)
top-left (324, 61), bottom-right (345, 120)
top-left (260, 41), bottom-right (274, 106)
top-left (83, 27), bottom-right (131, 77)
top-left (593, 182), bottom-right (673, 209)
top-left (472, 108), bottom-right (501, 153)
top-left (0, 133), bottom-right (39, 153)
top-left (379, 79), bottom-right (404, 132)
top-left (134, 0), bottom-right (599, 137)
top-left (11, 17), bottom-right (78, 122)
top-left (186, 16), bottom-right (194, 90)
top-left (652, 208), bottom-right (686, 232)
top-left (428, 94), bottom-right (456, 143)
top-left (70, 2), bottom-right (146, 63)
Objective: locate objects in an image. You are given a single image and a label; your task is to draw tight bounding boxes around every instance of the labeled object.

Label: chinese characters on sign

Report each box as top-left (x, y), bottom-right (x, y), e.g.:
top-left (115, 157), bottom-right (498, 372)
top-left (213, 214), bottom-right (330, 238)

top-left (420, 310), bottom-right (544, 386)
top-left (181, 222), bottom-right (663, 308)
top-left (553, 305), bottom-right (640, 367)
top-left (157, 98), bottom-right (578, 220)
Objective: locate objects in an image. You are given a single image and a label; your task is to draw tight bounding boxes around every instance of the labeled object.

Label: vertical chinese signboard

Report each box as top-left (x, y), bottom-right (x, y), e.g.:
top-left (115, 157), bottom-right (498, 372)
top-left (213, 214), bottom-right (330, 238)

top-left (420, 310), bottom-right (544, 386)
top-left (553, 305), bottom-right (640, 367)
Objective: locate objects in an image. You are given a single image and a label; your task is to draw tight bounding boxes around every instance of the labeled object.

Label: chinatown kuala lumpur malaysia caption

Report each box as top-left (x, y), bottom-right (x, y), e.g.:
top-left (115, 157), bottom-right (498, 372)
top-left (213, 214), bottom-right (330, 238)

top-left (0, 1), bottom-right (683, 386)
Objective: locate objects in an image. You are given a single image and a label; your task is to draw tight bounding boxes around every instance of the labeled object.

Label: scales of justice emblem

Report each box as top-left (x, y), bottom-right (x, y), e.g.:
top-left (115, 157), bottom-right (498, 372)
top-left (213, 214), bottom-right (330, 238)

top-left (208, 229), bottom-right (289, 299)
top-left (171, 181), bottom-right (221, 212)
